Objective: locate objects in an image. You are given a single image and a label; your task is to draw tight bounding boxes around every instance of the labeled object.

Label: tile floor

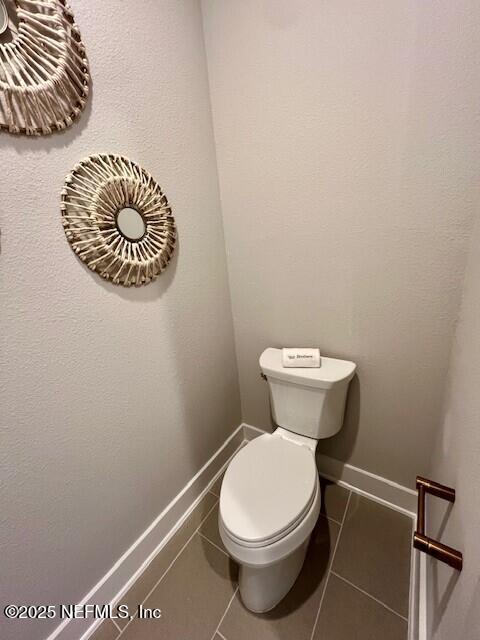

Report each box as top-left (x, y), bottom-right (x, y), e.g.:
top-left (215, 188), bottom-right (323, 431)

top-left (91, 475), bottom-right (413, 640)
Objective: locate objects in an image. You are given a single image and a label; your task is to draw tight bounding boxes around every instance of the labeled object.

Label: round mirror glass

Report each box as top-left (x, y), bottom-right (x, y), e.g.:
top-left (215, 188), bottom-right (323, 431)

top-left (116, 208), bottom-right (146, 241)
top-left (0, 1), bottom-right (9, 35)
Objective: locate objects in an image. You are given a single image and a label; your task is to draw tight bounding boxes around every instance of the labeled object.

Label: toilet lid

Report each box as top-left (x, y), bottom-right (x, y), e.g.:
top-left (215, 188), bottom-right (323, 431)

top-left (220, 434), bottom-right (317, 546)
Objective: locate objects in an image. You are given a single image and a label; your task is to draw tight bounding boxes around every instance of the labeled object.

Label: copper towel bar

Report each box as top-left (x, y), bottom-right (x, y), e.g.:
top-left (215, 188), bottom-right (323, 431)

top-left (413, 476), bottom-right (463, 571)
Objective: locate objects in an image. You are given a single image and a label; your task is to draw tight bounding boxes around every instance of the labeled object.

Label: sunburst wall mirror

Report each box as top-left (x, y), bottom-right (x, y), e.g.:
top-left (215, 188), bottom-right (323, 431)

top-left (0, 0), bottom-right (90, 135)
top-left (61, 154), bottom-right (177, 287)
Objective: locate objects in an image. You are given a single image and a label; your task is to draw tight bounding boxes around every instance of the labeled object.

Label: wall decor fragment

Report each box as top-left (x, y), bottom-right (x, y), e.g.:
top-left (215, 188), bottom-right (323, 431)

top-left (61, 154), bottom-right (177, 287)
top-left (0, 1), bottom-right (8, 34)
top-left (0, 0), bottom-right (90, 135)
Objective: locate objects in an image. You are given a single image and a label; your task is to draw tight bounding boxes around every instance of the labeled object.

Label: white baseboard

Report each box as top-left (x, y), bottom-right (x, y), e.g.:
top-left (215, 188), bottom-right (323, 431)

top-left (417, 552), bottom-right (428, 640)
top-left (408, 550), bottom-right (427, 640)
top-left (46, 424), bottom-right (245, 640)
top-left (243, 423), bottom-right (268, 441)
top-left (315, 453), bottom-right (416, 517)
top-left (242, 423), bottom-right (417, 517)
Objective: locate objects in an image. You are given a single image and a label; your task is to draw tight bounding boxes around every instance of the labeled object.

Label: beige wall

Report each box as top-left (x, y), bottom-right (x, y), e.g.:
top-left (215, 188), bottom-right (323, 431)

top-left (427, 211), bottom-right (480, 639)
top-left (2, 4), bottom-right (480, 639)
top-left (0, 2), bottom-right (240, 639)
top-left (202, 0), bottom-right (480, 487)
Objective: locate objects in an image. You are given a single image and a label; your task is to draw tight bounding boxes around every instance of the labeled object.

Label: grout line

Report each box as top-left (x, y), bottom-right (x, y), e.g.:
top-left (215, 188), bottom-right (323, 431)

top-left (116, 498), bottom-right (219, 638)
top-left (330, 571), bottom-right (408, 622)
top-left (309, 490), bottom-right (352, 640)
top-left (111, 619), bottom-right (122, 634)
top-left (197, 531), bottom-right (230, 558)
top-left (320, 512), bottom-right (343, 526)
top-left (318, 471), bottom-right (415, 519)
top-left (195, 504), bottom-right (219, 532)
top-left (210, 585), bottom-right (239, 640)
top-left (209, 483), bottom-right (222, 499)
top-left (208, 478), bottom-right (223, 500)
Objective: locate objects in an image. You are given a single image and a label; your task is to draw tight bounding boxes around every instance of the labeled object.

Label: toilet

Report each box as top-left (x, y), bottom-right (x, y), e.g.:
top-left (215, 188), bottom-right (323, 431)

top-left (218, 347), bottom-right (356, 613)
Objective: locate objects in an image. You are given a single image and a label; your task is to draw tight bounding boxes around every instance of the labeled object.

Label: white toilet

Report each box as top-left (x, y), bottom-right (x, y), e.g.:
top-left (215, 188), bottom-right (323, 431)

top-left (218, 347), bottom-right (356, 613)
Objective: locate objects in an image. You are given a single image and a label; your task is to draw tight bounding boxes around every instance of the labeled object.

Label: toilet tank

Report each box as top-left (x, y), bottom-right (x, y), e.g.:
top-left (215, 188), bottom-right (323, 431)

top-left (259, 348), bottom-right (356, 440)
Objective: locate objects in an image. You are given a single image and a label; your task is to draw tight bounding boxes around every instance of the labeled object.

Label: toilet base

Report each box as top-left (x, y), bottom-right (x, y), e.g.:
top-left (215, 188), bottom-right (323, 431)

top-left (238, 537), bottom-right (310, 613)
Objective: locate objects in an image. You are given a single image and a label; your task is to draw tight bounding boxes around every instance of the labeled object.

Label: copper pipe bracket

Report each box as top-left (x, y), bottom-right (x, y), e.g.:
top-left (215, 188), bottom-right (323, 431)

top-left (413, 476), bottom-right (463, 571)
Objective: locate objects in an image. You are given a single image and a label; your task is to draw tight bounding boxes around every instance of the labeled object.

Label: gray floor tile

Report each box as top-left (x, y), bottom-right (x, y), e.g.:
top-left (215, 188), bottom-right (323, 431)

top-left (199, 503), bottom-right (226, 553)
top-left (313, 573), bottom-right (407, 640)
top-left (319, 478), bottom-right (350, 523)
top-left (332, 494), bottom-right (412, 617)
top-left (89, 620), bottom-right (118, 640)
top-left (220, 516), bottom-right (340, 640)
top-left (210, 471), bottom-right (225, 497)
top-left (116, 492), bottom-right (217, 628)
top-left (121, 533), bottom-right (237, 640)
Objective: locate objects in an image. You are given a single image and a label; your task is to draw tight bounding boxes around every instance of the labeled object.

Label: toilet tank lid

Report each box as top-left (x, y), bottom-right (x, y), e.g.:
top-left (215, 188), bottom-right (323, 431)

top-left (259, 348), bottom-right (356, 389)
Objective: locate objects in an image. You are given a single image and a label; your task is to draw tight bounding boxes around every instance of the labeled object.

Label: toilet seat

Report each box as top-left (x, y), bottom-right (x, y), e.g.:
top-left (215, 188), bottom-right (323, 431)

top-left (220, 434), bottom-right (318, 548)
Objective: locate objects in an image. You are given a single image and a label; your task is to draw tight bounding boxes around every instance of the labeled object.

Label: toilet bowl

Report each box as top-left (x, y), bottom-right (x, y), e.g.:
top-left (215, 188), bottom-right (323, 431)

top-left (219, 430), bottom-right (320, 612)
top-left (219, 348), bottom-right (356, 612)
